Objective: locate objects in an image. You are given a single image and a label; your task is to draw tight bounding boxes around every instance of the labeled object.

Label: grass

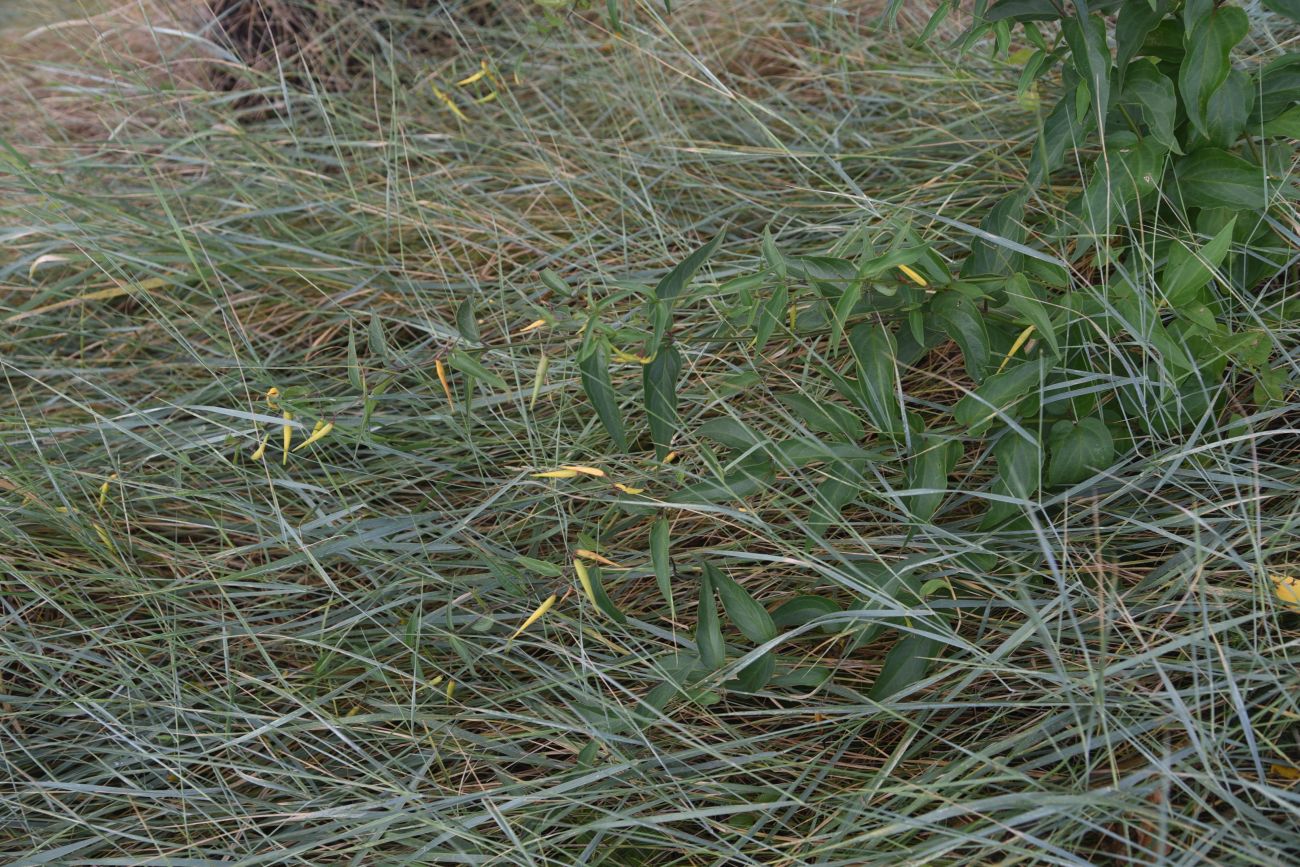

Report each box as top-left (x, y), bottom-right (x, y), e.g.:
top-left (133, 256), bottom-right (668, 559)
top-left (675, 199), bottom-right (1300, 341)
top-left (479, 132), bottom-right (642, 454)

top-left (1, 1), bottom-right (1298, 863)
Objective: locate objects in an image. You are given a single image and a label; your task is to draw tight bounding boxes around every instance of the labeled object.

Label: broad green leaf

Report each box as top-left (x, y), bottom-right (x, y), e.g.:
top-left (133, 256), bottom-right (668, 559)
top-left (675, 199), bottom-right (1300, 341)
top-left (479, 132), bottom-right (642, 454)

top-left (650, 517), bottom-right (673, 611)
top-left (695, 568), bottom-right (725, 670)
top-left (777, 393), bottom-right (865, 441)
top-left (1252, 54), bottom-right (1300, 124)
top-left (984, 0), bottom-right (1062, 20)
top-left (1062, 15), bottom-right (1111, 127)
top-left (1178, 6), bottom-right (1248, 139)
top-left (830, 281), bottom-right (861, 349)
top-left (753, 285), bottom-right (788, 350)
top-left (455, 298), bottom-right (480, 343)
top-left (1162, 218), bottom-right (1236, 307)
top-left (868, 633), bottom-right (943, 700)
top-left (961, 188), bottom-right (1030, 277)
top-left (1117, 0), bottom-right (1171, 75)
top-left (994, 429), bottom-right (1043, 501)
top-left (515, 555), bottom-right (563, 577)
top-left (905, 433), bottom-right (958, 524)
top-left (578, 340), bottom-right (628, 451)
top-left (932, 292), bottom-right (992, 382)
top-left (448, 349), bottom-right (506, 390)
top-left (368, 314), bottom-right (388, 358)
top-left (1261, 0), bottom-right (1300, 22)
top-left (1030, 88), bottom-right (1095, 185)
top-left (772, 595), bottom-right (841, 634)
top-left (1003, 274), bottom-right (1059, 355)
top-left (761, 227), bottom-right (787, 280)
top-left (1048, 417), bottom-right (1114, 486)
top-left (677, 456), bottom-right (775, 503)
top-left (848, 323), bottom-right (903, 435)
top-left (655, 233), bottom-right (725, 302)
top-left (809, 473), bottom-right (861, 534)
top-left (1117, 62), bottom-right (1181, 154)
top-left (708, 562), bottom-right (776, 644)
top-left (696, 417), bottom-right (761, 450)
top-left (643, 343), bottom-right (682, 461)
top-left (346, 327), bottom-right (362, 390)
top-left (768, 438), bottom-right (882, 467)
top-left (786, 256), bottom-right (858, 287)
top-left (1200, 68), bottom-right (1253, 149)
top-left (733, 651), bottom-right (776, 692)
top-left (953, 359), bottom-right (1045, 436)
top-left (1262, 105), bottom-right (1300, 137)
top-left (585, 564), bottom-right (627, 624)
top-left (1173, 148), bottom-right (1271, 211)
top-left (770, 665), bottom-right (832, 689)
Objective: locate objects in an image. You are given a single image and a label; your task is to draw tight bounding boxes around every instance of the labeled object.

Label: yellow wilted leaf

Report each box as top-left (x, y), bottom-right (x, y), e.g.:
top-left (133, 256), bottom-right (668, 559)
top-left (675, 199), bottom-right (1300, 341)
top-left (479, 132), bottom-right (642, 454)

top-left (576, 549), bottom-right (619, 568)
top-left (250, 434), bottom-right (270, 461)
top-left (532, 469), bottom-right (580, 479)
top-left (509, 594), bottom-right (557, 641)
top-left (1271, 574), bottom-right (1300, 609)
top-left (997, 324), bottom-right (1037, 374)
top-left (97, 473), bottom-right (117, 509)
top-left (560, 465), bottom-right (605, 477)
top-left (435, 358), bottom-right (455, 411)
top-left (516, 318), bottom-right (547, 334)
top-left (612, 483), bottom-right (644, 495)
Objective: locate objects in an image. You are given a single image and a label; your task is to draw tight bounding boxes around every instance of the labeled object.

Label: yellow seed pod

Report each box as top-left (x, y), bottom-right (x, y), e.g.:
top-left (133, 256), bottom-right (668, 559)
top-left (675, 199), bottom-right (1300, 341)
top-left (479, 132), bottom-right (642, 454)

top-left (560, 465), bottom-right (605, 477)
top-left (532, 469), bottom-right (579, 479)
top-left (573, 560), bottom-right (596, 606)
top-left (898, 264), bottom-right (928, 287)
top-left (250, 434), bottom-right (270, 461)
top-left (293, 421), bottom-right (334, 452)
top-left (575, 549), bottom-right (619, 568)
top-left (281, 410), bottom-right (293, 465)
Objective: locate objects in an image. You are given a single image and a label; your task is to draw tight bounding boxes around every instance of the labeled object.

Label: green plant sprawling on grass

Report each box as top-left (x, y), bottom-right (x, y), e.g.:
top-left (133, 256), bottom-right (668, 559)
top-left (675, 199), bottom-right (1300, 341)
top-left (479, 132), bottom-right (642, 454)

top-left (1, 0), bottom-right (1298, 863)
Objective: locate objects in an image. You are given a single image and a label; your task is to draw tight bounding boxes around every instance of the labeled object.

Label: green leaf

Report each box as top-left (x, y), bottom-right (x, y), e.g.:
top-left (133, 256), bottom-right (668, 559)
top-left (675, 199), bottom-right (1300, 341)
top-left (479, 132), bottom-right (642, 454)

top-left (848, 323), bottom-right (903, 435)
top-left (515, 555), bottom-right (563, 577)
top-left (1260, 0), bottom-right (1300, 24)
top-left (984, 0), bottom-right (1062, 21)
top-left (708, 562), bottom-right (776, 644)
top-left (1048, 417), bottom-right (1115, 486)
top-left (1262, 104), bottom-right (1300, 137)
top-left (830, 281), bottom-right (861, 349)
top-left (770, 665), bottom-right (832, 689)
top-left (1003, 274), bottom-right (1059, 355)
top-left (762, 226), bottom-right (787, 280)
top-left (1252, 55), bottom-right (1300, 124)
top-left (777, 393), bottom-right (865, 441)
top-left (455, 298), bottom-right (480, 343)
top-left (655, 233), bottom-right (725, 302)
top-left (1200, 68), bottom-right (1253, 149)
top-left (954, 359), bottom-right (1044, 436)
top-left (643, 343), bottom-right (682, 461)
top-left (905, 433), bottom-right (958, 524)
top-left (753, 285), bottom-right (788, 351)
top-left (677, 456), bottom-right (775, 503)
top-left (696, 417), bottom-right (760, 450)
top-left (868, 633), bottom-right (943, 701)
top-left (1117, 0), bottom-right (1171, 76)
top-left (1173, 149), bottom-right (1271, 211)
top-left (1030, 88), bottom-right (1095, 185)
top-left (772, 595), bottom-right (841, 635)
top-left (932, 292), bottom-right (992, 382)
top-left (961, 188), bottom-right (1030, 277)
top-left (346, 327), bottom-right (362, 390)
top-left (1117, 62), bottom-right (1181, 155)
top-left (1062, 14), bottom-right (1111, 128)
top-left (1162, 218), bottom-right (1235, 307)
top-left (578, 340), bottom-right (629, 451)
top-left (650, 518), bottom-right (673, 612)
top-left (1178, 6), bottom-right (1248, 139)
top-left (448, 349), bottom-right (506, 390)
top-left (994, 429), bottom-right (1043, 501)
top-left (585, 565), bottom-right (627, 624)
top-left (733, 651), bottom-right (776, 692)
top-left (695, 568), bottom-right (725, 670)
